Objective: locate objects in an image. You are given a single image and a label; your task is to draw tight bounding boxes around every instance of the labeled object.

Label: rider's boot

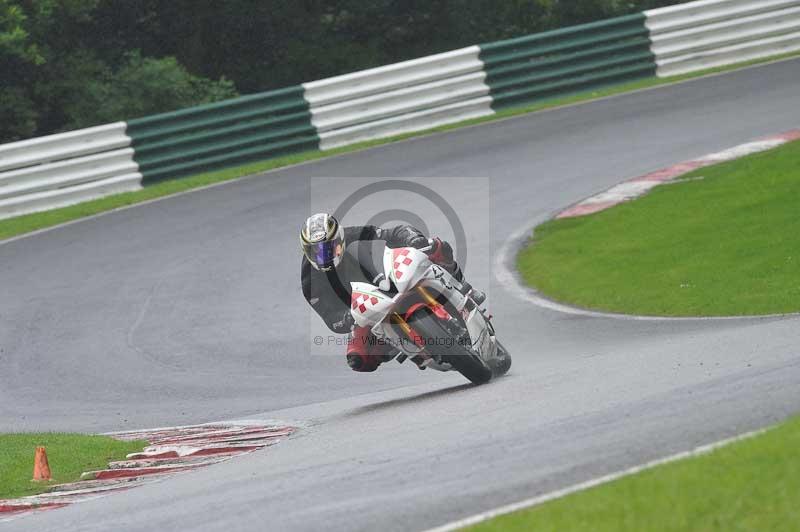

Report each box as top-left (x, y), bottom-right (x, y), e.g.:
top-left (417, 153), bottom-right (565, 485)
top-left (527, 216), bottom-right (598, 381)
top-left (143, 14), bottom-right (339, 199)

top-left (410, 355), bottom-right (429, 370)
top-left (470, 289), bottom-right (486, 305)
top-left (429, 238), bottom-right (486, 305)
top-left (347, 327), bottom-right (386, 372)
top-left (443, 260), bottom-right (486, 305)
top-left (347, 353), bottom-right (381, 372)
top-left (458, 279), bottom-right (486, 306)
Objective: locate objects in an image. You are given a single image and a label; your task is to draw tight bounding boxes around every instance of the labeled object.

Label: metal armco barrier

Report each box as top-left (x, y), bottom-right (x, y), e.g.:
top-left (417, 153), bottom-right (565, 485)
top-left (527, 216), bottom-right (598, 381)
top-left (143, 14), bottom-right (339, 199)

top-left (303, 47), bottom-right (494, 150)
top-left (0, 123), bottom-right (141, 220)
top-left (1, 0), bottom-right (798, 219)
top-left (645, 0), bottom-right (800, 76)
top-left (479, 14), bottom-right (656, 109)
top-left (126, 86), bottom-right (318, 182)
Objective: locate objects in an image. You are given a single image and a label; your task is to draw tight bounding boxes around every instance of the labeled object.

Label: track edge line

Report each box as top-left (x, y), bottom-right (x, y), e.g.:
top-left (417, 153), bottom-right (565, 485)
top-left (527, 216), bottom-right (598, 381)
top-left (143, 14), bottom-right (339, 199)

top-left (423, 426), bottom-right (771, 532)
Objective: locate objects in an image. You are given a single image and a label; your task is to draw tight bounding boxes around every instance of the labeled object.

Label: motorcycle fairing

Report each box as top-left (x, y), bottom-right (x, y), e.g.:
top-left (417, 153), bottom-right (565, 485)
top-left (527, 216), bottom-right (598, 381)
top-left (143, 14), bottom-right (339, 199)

top-left (349, 283), bottom-right (395, 329)
top-left (350, 245), bottom-right (494, 366)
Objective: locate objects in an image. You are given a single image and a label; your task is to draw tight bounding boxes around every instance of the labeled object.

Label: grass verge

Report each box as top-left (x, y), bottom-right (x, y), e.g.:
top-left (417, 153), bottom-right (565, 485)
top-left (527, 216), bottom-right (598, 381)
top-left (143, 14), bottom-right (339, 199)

top-left (1, 51), bottom-right (799, 243)
top-left (468, 416), bottom-right (800, 532)
top-left (0, 433), bottom-right (146, 499)
top-left (517, 137), bottom-right (800, 316)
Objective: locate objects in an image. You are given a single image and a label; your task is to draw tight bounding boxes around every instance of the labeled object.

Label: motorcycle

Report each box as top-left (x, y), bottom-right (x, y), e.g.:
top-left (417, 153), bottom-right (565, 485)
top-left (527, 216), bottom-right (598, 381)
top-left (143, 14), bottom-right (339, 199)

top-left (349, 245), bottom-right (511, 384)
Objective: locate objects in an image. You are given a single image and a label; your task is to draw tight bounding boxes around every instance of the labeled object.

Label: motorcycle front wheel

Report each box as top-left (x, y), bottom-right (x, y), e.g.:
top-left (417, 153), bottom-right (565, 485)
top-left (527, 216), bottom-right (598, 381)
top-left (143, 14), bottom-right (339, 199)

top-left (489, 339), bottom-right (512, 377)
top-left (407, 308), bottom-right (492, 385)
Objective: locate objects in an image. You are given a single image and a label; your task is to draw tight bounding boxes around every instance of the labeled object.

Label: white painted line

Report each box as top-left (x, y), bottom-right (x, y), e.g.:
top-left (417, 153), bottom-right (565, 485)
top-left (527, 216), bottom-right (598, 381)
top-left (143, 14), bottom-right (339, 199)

top-left (103, 417), bottom-right (299, 436)
top-left (24, 478), bottom-right (159, 499)
top-left (110, 455), bottom-right (231, 469)
top-left (697, 137), bottom-right (788, 162)
top-left (423, 426), bottom-right (771, 532)
top-left (579, 180), bottom-right (659, 204)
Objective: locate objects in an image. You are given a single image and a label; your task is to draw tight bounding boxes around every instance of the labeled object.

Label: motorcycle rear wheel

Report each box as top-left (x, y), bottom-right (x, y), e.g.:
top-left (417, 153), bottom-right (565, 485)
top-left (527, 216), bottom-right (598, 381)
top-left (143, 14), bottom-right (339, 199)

top-left (408, 308), bottom-right (492, 385)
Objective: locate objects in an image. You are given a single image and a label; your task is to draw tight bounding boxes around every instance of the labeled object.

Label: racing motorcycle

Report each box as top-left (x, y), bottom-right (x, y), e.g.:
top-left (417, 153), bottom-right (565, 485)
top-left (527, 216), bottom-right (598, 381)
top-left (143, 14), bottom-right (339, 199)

top-left (350, 245), bottom-right (511, 384)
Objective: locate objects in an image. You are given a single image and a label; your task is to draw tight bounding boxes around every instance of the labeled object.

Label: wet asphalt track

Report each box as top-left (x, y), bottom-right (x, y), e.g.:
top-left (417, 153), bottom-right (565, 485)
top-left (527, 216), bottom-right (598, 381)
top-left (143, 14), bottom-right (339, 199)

top-left (2, 58), bottom-right (800, 531)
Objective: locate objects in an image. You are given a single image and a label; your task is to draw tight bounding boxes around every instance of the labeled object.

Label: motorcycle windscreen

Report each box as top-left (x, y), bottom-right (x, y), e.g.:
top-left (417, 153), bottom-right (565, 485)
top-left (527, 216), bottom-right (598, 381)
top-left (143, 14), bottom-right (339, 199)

top-left (384, 246), bottom-right (430, 294)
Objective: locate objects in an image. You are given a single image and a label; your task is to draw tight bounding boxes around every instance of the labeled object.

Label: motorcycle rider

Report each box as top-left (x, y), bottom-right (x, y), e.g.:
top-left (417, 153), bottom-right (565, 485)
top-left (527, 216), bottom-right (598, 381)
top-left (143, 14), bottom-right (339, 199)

top-left (301, 212), bottom-right (484, 372)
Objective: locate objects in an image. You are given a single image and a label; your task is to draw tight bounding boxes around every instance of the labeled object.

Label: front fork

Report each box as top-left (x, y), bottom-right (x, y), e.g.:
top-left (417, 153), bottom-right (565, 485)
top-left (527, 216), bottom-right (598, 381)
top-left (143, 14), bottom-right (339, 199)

top-left (388, 311), bottom-right (425, 367)
top-left (389, 286), bottom-right (442, 350)
top-left (390, 286), bottom-right (470, 368)
top-left (416, 285), bottom-right (440, 307)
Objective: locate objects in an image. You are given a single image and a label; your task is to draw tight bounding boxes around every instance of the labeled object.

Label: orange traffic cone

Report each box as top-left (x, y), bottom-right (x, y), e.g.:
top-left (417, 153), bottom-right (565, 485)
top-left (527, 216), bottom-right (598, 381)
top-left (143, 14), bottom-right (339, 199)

top-left (32, 446), bottom-right (51, 482)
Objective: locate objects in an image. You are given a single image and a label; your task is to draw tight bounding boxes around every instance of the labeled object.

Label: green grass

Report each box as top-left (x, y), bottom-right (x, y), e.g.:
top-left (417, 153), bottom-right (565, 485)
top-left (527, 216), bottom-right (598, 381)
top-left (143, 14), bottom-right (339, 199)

top-left (0, 433), bottom-right (146, 499)
top-left (469, 416), bottom-right (800, 532)
top-left (1, 51), bottom-right (799, 242)
top-left (518, 137), bottom-right (800, 316)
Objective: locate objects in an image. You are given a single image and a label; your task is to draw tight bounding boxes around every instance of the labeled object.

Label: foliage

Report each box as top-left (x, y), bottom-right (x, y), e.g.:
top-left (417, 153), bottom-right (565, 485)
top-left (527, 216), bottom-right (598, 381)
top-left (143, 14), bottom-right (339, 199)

top-left (0, 0), bottom-right (236, 141)
top-left (62, 52), bottom-right (237, 127)
top-left (0, 0), bottom-right (692, 142)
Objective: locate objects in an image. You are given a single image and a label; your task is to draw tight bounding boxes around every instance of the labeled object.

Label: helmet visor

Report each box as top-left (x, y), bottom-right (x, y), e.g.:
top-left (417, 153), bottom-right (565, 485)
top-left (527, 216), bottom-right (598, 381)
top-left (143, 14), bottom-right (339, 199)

top-left (303, 228), bottom-right (345, 270)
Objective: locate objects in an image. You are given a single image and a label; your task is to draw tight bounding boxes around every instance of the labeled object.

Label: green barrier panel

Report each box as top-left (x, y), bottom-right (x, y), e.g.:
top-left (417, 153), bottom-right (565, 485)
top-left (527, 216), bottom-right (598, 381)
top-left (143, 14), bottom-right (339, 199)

top-left (127, 86), bottom-right (319, 182)
top-left (480, 13), bottom-right (656, 110)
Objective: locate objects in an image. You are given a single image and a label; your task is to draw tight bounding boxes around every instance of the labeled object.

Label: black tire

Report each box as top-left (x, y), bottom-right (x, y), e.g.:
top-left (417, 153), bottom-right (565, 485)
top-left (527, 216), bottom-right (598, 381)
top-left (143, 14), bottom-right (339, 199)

top-left (408, 308), bottom-right (492, 385)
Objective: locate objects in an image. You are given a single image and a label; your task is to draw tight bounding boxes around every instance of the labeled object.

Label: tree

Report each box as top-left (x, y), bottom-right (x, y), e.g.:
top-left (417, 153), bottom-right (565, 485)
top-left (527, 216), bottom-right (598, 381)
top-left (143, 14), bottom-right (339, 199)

top-left (64, 52), bottom-right (237, 126)
top-left (0, 0), bottom-right (237, 142)
top-left (0, 0), bottom-right (45, 140)
top-left (1, 0), bottom-right (696, 143)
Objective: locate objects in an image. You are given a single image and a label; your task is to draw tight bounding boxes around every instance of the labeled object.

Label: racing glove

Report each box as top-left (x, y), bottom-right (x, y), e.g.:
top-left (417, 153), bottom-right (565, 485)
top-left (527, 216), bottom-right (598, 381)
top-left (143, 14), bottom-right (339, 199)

top-left (427, 237), bottom-right (463, 281)
top-left (332, 310), bottom-right (355, 334)
top-left (426, 237), bottom-right (453, 265)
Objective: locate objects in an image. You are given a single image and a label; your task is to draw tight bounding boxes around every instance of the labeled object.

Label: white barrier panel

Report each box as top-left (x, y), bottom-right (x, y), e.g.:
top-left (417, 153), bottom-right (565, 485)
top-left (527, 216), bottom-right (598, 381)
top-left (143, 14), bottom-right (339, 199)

top-left (646, 0), bottom-right (800, 77)
top-left (317, 96), bottom-right (494, 149)
top-left (0, 173), bottom-right (142, 221)
top-left (0, 123), bottom-right (142, 220)
top-left (0, 122), bottom-right (132, 172)
top-left (303, 46), bottom-right (494, 150)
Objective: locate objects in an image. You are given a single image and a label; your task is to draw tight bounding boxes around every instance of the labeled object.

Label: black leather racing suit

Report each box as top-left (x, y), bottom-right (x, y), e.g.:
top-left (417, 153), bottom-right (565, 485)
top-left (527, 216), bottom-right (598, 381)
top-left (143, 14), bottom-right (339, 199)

top-left (301, 224), bottom-right (461, 334)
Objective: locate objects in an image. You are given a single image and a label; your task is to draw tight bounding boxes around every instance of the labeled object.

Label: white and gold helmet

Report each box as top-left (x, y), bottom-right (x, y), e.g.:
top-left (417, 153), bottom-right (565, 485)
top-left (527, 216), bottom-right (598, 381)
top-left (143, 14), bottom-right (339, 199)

top-left (300, 213), bottom-right (345, 271)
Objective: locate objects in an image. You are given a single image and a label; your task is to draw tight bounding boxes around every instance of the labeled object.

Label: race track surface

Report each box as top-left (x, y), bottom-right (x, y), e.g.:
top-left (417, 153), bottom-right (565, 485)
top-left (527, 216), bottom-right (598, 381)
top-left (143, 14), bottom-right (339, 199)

top-left (2, 59), bottom-right (800, 531)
